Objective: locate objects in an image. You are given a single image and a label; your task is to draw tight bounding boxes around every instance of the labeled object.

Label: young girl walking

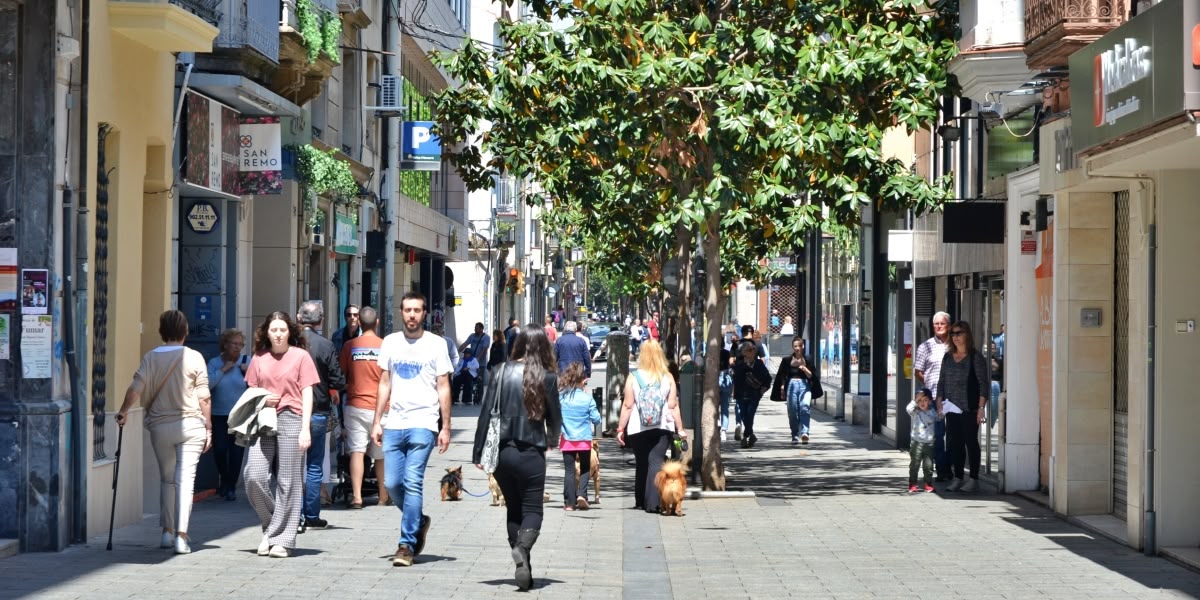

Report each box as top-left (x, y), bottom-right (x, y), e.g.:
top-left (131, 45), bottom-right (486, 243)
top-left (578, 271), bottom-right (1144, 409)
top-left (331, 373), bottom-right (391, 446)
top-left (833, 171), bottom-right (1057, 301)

top-left (558, 363), bottom-right (601, 510)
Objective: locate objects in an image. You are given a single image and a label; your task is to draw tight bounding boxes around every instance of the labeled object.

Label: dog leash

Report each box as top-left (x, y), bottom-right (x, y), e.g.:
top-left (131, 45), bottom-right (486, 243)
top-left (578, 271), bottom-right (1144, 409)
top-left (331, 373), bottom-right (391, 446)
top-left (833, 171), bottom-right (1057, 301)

top-left (458, 483), bottom-right (492, 498)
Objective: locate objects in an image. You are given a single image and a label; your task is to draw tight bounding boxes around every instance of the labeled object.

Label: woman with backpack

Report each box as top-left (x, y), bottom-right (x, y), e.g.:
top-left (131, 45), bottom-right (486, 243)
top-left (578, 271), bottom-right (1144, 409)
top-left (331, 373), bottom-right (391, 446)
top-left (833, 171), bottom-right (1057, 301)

top-left (936, 321), bottom-right (990, 493)
top-left (616, 340), bottom-right (686, 513)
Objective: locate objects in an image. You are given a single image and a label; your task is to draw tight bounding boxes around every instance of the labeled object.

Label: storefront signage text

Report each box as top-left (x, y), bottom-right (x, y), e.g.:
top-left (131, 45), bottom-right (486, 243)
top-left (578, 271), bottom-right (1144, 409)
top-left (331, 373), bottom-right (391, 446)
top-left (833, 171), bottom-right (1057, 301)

top-left (1094, 38), bottom-right (1153, 127)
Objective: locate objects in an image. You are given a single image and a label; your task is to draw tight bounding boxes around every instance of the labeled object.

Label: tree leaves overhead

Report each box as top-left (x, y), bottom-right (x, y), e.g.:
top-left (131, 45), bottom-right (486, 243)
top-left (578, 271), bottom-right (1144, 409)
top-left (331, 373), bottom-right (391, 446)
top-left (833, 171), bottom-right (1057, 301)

top-left (432, 0), bottom-right (957, 292)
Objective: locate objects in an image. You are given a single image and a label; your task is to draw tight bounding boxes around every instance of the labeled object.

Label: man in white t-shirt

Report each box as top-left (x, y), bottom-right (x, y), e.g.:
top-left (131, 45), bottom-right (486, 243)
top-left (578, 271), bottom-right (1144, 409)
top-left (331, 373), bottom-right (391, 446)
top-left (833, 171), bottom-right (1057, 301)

top-left (372, 292), bottom-right (452, 567)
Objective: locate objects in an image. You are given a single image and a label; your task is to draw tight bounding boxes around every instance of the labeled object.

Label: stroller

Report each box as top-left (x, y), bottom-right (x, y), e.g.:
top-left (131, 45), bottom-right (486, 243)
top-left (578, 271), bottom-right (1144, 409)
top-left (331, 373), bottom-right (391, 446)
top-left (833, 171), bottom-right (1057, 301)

top-left (329, 406), bottom-right (382, 506)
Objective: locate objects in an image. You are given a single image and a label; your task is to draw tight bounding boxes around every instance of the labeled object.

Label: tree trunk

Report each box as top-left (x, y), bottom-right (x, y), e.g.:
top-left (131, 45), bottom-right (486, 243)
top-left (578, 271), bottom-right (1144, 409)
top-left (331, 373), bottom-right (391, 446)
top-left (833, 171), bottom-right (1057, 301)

top-left (700, 211), bottom-right (726, 490)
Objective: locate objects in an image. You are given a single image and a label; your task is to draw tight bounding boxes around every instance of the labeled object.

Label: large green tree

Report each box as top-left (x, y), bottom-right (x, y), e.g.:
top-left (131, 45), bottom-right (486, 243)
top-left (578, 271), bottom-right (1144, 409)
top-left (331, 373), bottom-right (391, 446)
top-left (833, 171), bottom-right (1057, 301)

top-left (433, 0), bottom-right (957, 489)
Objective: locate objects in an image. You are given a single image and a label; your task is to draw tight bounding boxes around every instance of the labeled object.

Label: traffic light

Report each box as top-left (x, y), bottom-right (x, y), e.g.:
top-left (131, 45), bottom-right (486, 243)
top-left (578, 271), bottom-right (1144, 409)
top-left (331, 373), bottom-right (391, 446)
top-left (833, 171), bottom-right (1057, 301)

top-left (506, 268), bottom-right (519, 293)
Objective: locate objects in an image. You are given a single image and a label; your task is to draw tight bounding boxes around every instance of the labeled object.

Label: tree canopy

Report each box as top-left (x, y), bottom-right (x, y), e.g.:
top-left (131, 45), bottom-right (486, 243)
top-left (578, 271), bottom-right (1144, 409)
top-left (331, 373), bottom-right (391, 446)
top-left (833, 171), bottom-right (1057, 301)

top-left (432, 0), bottom-right (958, 488)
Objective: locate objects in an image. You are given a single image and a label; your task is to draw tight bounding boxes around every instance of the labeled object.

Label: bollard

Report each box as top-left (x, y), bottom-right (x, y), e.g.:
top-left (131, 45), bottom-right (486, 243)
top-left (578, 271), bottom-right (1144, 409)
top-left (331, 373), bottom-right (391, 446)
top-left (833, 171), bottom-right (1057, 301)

top-left (603, 331), bottom-right (630, 434)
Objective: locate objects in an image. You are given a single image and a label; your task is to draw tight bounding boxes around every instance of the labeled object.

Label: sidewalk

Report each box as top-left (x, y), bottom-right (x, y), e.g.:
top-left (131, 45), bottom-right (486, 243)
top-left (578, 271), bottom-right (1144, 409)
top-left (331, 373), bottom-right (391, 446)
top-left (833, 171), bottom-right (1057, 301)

top-left (3, 401), bottom-right (1200, 599)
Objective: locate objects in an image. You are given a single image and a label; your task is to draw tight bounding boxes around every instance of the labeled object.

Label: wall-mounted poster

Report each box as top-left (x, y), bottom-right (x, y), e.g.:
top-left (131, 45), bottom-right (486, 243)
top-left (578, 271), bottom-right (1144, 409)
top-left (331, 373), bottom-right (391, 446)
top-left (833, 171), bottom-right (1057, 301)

top-left (239, 116), bottom-right (283, 195)
top-left (0, 314), bottom-right (10, 360)
top-left (21, 268), bottom-right (48, 315)
top-left (21, 314), bottom-right (52, 379)
top-left (0, 248), bottom-right (16, 311)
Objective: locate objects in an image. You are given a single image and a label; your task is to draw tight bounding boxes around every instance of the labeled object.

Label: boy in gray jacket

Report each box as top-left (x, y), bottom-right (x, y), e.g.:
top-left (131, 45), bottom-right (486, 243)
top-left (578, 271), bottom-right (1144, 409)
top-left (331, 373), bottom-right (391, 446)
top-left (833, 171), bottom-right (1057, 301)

top-left (907, 388), bottom-right (937, 493)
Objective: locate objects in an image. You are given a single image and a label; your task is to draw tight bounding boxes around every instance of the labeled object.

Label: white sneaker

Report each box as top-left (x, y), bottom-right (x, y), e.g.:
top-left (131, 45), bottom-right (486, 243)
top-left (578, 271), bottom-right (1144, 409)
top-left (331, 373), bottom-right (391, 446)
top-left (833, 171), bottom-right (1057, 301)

top-left (960, 478), bottom-right (979, 493)
top-left (268, 545), bottom-right (290, 558)
top-left (173, 536), bottom-right (191, 555)
top-left (946, 478), bottom-right (965, 492)
top-left (257, 535), bottom-right (270, 556)
top-left (160, 532), bottom-right (174, 549)
top-left (720, 430), bottom-right (728, 442)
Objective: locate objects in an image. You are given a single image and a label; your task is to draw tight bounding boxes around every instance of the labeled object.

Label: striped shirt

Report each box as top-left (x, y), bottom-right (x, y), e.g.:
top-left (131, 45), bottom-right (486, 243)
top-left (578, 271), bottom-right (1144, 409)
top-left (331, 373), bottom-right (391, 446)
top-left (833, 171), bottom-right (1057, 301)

top-left (913, 336), bottom-right (947, 393)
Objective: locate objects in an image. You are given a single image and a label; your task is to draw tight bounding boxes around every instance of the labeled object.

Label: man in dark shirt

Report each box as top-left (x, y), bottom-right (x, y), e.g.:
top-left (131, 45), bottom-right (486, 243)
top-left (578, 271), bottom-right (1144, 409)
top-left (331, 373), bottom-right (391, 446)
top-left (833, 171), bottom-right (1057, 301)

top-left (298, 300), bottom-right (346, 530)
top-left (331, 304), bottom-right (360, 355)
top-left (504, 318), bottom-right (520, 357)
top-left (555, 321), bottom-right (591, 377)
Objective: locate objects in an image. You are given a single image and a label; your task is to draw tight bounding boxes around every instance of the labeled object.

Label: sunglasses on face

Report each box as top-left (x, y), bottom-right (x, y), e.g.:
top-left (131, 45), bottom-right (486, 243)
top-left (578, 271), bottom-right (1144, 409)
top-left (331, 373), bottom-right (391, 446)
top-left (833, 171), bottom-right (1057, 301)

top-left (951, 331), bottom-right (965, 336)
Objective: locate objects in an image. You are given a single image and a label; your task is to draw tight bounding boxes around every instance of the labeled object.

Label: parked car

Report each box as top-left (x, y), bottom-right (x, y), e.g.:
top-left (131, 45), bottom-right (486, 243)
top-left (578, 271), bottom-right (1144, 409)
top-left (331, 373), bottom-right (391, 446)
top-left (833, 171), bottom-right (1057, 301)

top-left (587, 323), bottom-right (620, 361)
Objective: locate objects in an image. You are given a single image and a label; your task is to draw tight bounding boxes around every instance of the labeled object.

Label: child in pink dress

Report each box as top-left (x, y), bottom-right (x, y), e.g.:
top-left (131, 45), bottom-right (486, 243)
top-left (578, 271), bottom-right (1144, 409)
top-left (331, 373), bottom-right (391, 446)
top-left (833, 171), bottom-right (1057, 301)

top-left (558, 363), bottom-right (601, 510)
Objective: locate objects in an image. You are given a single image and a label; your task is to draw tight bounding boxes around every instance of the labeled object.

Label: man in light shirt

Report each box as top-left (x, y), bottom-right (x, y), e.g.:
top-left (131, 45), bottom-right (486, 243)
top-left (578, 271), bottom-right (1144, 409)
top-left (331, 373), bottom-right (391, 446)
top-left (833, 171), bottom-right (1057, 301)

top-left (913, 311), bottom-right (951, 481)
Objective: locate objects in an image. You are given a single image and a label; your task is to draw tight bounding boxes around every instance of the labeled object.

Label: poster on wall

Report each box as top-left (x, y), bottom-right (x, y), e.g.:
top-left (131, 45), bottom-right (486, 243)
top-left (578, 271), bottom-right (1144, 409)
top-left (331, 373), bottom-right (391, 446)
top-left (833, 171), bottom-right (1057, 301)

top-left (21, 268), bottom-right (49, 315)
top-left (20, 314), bottom-right (52, 379)
top-left (183, 91), bottom-right (240, 196)
top-left (0, 248), bottom-right (15, 311)
top-left (238, 117), bottom-right (283, 195)
top-left (0, 314), bottom-right (9, 360)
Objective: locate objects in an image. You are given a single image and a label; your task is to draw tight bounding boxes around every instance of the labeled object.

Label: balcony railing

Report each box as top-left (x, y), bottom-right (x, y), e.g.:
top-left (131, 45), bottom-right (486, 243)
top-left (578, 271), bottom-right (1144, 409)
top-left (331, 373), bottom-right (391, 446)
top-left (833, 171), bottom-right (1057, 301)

top-left (115, 0), bottom-right (223, 25)
top-left (1025, 0), bottom-right (1127, 69)
top-left (214, 1), bottom-right (280, 63)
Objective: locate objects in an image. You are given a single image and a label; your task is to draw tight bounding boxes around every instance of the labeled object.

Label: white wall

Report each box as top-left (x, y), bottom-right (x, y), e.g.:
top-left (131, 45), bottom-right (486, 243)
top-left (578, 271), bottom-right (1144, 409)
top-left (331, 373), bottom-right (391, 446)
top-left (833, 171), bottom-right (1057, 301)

top-left (1154, 172), bottom-right (1200, 547)
top-left (1004, 166), bottom-right (1042, 492)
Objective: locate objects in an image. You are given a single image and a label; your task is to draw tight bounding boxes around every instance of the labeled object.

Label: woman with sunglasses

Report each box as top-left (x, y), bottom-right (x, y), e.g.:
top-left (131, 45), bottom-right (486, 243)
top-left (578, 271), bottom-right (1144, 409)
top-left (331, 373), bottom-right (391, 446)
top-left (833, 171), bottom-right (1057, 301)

top-left (935, 321), bottom-right (990, 493)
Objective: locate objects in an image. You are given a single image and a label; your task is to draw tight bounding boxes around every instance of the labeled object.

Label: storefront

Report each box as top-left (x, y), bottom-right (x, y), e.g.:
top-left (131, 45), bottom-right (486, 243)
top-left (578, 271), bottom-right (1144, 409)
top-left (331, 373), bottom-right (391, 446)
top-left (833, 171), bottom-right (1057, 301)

top-left (1049, 0), bottom-right (1200, 556)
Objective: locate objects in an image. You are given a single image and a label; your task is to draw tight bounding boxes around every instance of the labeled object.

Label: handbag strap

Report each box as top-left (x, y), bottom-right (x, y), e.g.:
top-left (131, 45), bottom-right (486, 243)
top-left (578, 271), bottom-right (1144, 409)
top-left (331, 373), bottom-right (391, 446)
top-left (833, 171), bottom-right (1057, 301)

top-left (146, 349), bottom-right (186, 409)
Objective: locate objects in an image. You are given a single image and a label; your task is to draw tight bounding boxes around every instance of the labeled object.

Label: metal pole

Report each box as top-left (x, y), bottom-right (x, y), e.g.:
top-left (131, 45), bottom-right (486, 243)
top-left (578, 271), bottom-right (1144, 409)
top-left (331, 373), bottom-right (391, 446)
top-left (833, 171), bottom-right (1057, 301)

top-left (381, 1), bottom-right (401, 334)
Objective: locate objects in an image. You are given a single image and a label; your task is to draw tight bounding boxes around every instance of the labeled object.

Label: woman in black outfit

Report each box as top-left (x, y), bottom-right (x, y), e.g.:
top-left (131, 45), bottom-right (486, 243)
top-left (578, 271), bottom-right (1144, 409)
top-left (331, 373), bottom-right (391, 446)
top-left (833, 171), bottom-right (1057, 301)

top-left (487, 328), bottom-right (507, 368)
top-left (732, 341), bottom-right (771, 448)
top-left (473, 324), bottom-right (562, 591)
top-left (936, 321), bottom-right (990, 493)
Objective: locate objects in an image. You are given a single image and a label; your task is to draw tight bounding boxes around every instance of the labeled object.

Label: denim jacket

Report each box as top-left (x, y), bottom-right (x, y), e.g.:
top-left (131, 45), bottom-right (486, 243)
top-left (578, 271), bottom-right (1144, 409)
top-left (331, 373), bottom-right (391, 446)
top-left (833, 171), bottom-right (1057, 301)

top-left (559, 388), bottom-right (601, 442)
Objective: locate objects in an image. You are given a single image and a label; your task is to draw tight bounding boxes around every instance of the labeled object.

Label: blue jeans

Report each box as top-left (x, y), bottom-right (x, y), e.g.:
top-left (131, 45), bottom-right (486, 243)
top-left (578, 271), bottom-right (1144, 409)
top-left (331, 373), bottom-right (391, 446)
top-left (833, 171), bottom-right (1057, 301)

top-left (382, 427), bottom-right (436, 548)
top-left (303, 413), bottom-right (329, 520)
top-left (719, 371), bottom-right (733, 431)
top-left (786, 379), bottom-right (811, 438)
top-left (990, 381), bottom-right (1001, 429)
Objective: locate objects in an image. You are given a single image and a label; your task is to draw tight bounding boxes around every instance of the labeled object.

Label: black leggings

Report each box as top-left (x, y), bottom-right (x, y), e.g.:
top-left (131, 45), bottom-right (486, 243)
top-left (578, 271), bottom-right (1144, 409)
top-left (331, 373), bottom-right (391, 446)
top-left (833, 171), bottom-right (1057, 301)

top-left (945, 412), bottom-right (981, 480)
top-left (561, 449), bottom-right (592, 505)
top-left (210, 415), bottom-right (245, 494)
top-left (493, 442), bottom-right (546, 546)
top-left (628, 429), bottom-right (671, 513)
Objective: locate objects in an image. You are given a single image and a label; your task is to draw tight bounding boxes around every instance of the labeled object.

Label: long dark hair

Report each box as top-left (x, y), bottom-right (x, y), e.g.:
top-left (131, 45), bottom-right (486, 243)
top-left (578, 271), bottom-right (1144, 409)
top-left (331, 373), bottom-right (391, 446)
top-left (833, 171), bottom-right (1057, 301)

top-left (254, 311), bottom-right (307, 353)
top-left (947, 320), bottom-right (976, 355)
top-left (510, 323), bottom-right (555, 420)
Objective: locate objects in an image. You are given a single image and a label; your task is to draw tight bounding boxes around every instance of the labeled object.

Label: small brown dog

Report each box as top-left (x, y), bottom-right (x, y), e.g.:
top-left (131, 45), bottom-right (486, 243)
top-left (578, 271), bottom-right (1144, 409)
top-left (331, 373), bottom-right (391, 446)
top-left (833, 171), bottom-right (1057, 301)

top-left (440, 466), bottom-right (463, 501)
top-left (654, 460), bottom-right (687, 516)
top-left (573, 440), bottom-right (602, 505)
top-left (487, 473), bottom-right (505, 506)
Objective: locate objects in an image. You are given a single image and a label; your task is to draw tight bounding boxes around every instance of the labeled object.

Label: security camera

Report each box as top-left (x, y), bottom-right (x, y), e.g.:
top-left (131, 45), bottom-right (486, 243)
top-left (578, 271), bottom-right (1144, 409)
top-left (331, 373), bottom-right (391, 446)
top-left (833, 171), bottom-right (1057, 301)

top-left (978, 102), bottom-right (1004, 118)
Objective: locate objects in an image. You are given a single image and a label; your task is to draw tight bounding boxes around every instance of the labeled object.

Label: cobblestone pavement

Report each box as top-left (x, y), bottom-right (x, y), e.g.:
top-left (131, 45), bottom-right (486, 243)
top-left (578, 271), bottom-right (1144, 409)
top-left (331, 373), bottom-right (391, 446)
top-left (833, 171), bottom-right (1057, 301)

top-left (3, 398), bottom-right (1200, 599)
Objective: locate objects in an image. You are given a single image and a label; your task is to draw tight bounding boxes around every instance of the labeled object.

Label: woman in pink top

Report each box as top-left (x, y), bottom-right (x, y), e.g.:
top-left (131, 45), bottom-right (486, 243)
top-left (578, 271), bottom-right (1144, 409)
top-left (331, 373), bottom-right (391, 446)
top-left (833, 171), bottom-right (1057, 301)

top-left (242, 311), bottom-right (320, 558)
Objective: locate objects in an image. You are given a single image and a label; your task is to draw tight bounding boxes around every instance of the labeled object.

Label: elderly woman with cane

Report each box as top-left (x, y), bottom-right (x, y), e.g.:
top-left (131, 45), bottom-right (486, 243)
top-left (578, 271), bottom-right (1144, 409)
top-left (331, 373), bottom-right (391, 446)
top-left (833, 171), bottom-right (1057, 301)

top-left (116, 310), bottom-right (212, 554)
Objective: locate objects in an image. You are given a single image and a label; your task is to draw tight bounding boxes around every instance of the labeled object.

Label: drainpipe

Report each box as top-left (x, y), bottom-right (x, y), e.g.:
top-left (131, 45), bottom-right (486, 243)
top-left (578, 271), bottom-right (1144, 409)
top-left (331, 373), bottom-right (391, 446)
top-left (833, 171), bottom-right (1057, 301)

top-left (67, 0), bottom-right (91, 544)
top-left (1084, 162), bottom-right (1156, 555)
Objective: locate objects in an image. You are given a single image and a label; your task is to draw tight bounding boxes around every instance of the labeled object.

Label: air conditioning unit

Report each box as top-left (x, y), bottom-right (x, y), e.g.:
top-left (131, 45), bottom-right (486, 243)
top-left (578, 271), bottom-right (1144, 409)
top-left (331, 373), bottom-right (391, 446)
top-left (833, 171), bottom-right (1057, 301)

top-left (365, 75), bottom-right (406, 118)
top-left (311, 232), bottom-right (325, 247)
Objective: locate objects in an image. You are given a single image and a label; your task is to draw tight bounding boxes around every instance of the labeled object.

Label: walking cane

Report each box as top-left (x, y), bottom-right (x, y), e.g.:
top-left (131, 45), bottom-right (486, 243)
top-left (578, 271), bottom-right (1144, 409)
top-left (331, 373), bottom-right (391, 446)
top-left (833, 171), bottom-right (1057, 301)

top-left (106, 424), bottom-right (124, 551)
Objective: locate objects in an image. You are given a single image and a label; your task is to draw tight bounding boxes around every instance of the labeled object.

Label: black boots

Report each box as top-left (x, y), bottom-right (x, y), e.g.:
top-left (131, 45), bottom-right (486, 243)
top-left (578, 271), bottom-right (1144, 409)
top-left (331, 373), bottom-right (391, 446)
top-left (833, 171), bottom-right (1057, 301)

top-left (512, 528), bottom-right (539, 591)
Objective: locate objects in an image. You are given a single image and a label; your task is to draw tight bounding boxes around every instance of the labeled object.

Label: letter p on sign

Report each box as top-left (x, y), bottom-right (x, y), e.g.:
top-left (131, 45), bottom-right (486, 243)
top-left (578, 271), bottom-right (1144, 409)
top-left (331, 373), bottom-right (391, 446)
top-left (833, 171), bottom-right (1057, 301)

top-left (410, 126), bottom-right (431, 149)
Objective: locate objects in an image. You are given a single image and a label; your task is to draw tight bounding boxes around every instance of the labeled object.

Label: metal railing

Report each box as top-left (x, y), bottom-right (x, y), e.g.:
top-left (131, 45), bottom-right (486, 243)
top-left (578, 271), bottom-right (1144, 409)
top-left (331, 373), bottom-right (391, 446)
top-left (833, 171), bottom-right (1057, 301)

top-left (114, 0), bottom-right (223, 25)
top-left (214, 2), bottom-right (280, 63)
top-left (1025, 0), bottom-right (1126, 46)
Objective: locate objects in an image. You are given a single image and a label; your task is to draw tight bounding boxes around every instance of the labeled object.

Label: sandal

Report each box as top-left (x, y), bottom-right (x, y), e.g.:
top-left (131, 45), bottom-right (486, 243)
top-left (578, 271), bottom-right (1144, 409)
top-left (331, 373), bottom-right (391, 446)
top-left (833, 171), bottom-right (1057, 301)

top-left (563, 506), bottom-right (575, 511)
top-left (576, 496), bottom-right (590, 510)
top-left (349, 501), bottom-right (363, 510)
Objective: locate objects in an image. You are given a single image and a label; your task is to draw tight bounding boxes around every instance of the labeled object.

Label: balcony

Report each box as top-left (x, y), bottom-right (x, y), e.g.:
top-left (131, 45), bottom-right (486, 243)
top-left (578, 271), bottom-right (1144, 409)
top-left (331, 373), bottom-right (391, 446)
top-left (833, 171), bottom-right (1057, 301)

top-left (949, 0), bottom-right (1033, 101)
top-left (1025, 0), bottom-right (1128, 70)
top-left (213, 0), bottom-right (279, 63)
top-left (109, 0), bottom-right (220, 52)
top-left (269, 0), bottom-right (339, 106)
top-left (338, 0), bottom-right (371, 28)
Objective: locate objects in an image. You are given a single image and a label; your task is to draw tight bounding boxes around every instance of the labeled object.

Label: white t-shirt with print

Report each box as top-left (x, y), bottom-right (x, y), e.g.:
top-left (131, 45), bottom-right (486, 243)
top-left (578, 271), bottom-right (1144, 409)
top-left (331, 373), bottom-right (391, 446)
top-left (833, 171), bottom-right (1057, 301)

top-left (377, 330), bottom-right (452, 432)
